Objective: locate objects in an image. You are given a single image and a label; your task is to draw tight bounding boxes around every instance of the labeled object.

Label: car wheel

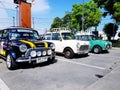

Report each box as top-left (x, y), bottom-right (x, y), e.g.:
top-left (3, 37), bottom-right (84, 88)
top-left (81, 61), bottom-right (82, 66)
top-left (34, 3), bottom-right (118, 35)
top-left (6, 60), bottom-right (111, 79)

top-left (6, 54), bottom-right (17, 70)
top-left (118, 39), bottom-right (120, 41)
top-left (93, 46), bottom-right (101, 54)
top-left (48, 57), bottom-right (55, 63)
top-left (64, 48), bottom-right (74, 59)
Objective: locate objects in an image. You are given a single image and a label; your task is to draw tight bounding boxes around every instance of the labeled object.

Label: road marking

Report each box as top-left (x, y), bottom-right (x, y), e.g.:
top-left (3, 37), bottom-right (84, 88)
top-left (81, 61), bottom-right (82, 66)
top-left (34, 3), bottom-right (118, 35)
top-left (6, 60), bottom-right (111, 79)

top-left (58, 59), bottom-right (106, 70)
top-left (0, 78), bottom-right (10, 90)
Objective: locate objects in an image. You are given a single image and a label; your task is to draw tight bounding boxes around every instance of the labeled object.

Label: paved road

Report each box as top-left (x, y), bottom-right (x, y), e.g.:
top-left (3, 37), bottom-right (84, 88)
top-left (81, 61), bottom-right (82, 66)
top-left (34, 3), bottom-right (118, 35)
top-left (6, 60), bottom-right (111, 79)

top-left (0, 48), bottom-right (120, 90)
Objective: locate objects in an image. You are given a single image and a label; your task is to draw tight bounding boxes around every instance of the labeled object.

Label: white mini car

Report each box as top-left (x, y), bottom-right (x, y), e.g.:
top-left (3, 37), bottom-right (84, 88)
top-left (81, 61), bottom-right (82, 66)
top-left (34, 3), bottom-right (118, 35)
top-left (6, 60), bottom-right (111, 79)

top-left (44, 29), bottom-right (90, 58)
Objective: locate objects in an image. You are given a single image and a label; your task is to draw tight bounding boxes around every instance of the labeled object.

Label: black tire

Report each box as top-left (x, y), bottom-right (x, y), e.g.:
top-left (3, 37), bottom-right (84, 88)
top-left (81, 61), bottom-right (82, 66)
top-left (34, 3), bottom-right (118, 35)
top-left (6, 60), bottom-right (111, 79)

top-left (118, 39), bottom-right (120, 41)
top-left (64, 48), bottom-right (74, 59)
top-left (93, 46), bottom-right (102, 54)
top-left (47, 57), bottom-right (55, 63)
top-left (6, 54), bottom-right (17, 70)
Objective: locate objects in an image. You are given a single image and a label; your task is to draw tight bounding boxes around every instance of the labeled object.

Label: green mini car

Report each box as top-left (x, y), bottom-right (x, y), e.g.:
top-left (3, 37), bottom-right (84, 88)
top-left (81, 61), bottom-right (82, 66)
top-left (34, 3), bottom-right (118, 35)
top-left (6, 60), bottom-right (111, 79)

top-left (76, 34), bottom-right (112, 54)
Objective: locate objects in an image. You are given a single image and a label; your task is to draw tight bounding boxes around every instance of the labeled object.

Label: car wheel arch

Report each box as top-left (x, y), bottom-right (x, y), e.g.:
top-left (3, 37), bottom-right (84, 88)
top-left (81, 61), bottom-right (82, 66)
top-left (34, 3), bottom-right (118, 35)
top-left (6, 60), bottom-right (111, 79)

top-left (6, 50), bottom-right (16, 60)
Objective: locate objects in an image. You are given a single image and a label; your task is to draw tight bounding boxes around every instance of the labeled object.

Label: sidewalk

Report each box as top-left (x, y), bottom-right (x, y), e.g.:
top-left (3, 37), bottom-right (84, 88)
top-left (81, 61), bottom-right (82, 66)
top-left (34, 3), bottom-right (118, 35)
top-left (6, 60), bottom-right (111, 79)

top-left (84, 63), bottom-right (120, 90)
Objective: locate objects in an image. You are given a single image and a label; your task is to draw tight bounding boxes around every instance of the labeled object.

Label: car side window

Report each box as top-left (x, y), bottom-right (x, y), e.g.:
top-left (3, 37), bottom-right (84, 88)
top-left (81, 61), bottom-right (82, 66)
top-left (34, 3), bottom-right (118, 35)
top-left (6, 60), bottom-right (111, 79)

top-left (44, 34), bottom-right (51, 40)
top-left (52, 33), bottom-right (60, 40)
top-left (0, 31), bottom-right (2, 38)
top-left (2, 30), bottom-right (8, 38)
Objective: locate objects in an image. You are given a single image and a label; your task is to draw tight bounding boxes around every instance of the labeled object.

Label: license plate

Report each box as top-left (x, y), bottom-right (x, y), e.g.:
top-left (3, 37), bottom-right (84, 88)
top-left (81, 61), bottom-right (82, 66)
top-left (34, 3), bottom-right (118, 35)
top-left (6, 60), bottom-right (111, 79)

top-left (36, 57), bottom-right (48, 63)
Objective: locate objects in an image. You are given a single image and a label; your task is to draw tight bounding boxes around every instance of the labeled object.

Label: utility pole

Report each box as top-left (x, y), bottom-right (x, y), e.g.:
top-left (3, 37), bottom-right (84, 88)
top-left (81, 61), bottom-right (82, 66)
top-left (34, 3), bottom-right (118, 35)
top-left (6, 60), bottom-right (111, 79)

top-left (32, 17), bottom-right (35, 29)
top-left (15, 5), bottom-right (19, 26)
top-left (14, 0), bottom-right (35, 28)
top-left (13, 17), bottom-right (15, 26)
top-left (82, 0), bottom-right (84, 31)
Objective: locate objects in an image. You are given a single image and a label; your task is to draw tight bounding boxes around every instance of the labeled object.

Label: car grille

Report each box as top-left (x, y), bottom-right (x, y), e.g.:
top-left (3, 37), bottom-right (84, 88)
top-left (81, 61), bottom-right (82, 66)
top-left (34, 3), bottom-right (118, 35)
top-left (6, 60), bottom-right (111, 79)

top-left (80, 45), bottom-right (89, 51)
top-left (25, 47), bottom-right (51, 58)
top-left (35, 43), bottom-right (45, 47)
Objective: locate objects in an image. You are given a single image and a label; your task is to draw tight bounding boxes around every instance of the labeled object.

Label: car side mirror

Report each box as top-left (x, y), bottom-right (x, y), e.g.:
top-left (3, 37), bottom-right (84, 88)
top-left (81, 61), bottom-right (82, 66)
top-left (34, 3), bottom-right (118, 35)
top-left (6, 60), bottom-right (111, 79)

top-left (59, 37), bottom-right (62, 41)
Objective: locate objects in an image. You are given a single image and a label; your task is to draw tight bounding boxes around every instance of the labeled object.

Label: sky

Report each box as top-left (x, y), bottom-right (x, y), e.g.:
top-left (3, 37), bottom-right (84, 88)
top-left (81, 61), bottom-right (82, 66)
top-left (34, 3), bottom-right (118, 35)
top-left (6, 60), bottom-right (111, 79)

top-left (0, 0), bottom-right (118, 34)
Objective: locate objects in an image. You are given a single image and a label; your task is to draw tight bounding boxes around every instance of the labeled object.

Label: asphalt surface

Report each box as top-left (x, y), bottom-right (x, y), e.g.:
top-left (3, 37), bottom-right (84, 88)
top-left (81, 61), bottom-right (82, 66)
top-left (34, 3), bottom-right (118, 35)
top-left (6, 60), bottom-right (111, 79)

top-left (0, 48), bottom-right (120, 90)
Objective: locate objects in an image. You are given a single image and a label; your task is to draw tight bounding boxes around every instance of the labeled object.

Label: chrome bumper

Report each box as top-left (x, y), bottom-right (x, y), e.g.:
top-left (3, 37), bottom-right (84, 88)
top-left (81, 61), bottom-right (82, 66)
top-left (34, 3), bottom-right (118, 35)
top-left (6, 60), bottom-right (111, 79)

top-left (16, 53), bottom-right (55, 63)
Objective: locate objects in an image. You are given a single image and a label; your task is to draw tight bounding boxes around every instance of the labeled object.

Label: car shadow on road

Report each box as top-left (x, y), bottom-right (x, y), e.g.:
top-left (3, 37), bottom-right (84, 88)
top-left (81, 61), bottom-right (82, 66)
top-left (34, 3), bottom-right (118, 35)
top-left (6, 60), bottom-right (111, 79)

top-left (56, 53), bottom-right (90, 59)
top-left (16, 59), bottom-right (58, 70)
top-left (100, 50), bottom-right (110, 54)
top-left (74, 54), bottom-right (90, 59)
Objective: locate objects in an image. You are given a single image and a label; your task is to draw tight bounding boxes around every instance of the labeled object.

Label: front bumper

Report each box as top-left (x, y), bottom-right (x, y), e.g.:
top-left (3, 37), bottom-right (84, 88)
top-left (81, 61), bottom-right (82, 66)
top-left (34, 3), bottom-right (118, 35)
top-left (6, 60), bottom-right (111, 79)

top-left (77, 45), bottom-right (89, 54)
top-left (77, 50), bottom-right (89, 55)
top-left (16, 52), bottom-right (55, 63)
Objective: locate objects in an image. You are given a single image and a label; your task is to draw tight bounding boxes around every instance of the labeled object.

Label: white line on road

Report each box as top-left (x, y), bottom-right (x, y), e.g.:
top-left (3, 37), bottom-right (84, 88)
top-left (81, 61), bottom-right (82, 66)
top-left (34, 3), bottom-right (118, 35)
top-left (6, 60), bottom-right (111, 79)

top-left (58, 59), bottom-right (106, 70)
top-left (0, 78), bottom-right (10, 90)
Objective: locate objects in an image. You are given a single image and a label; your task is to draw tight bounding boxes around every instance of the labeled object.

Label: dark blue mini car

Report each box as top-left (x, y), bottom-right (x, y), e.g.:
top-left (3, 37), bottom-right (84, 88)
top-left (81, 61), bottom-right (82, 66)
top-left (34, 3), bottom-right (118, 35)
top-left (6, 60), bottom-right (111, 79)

top-left (0, 27), bottom-right (55, 70)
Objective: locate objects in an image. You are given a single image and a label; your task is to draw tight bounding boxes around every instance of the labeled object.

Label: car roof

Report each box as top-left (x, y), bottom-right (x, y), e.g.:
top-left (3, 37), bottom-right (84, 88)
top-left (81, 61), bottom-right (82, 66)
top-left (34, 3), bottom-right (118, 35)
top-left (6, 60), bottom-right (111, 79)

top-left (4, 26), bottom-right (33, 30)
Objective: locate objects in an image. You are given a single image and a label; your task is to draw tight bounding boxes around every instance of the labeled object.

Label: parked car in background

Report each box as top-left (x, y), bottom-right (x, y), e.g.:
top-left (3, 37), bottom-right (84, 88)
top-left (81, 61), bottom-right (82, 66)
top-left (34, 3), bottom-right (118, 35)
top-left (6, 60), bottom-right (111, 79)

top-left (114, 31), bottom-right (120, 41)
top-left (76, 34), bottom-right (112, 54)
top-left (0, 27), bottom-right (55, 70)
top-left (44, 28), bottom-right (90, 59)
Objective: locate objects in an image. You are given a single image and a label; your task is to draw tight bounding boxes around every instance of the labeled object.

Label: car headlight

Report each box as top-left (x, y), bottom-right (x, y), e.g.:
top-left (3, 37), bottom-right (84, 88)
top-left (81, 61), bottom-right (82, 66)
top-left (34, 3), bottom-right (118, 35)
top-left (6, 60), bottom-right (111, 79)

top-left (104, 42), bottom-right (108, 46)
top-left (76, 42), bottom-right (80, 48)
top-left (19, 44), bottom-right (27, 52)
top-left (50, 43), bottom-right (55, 49)
top-left (47, 49), bottom-right (52, 55)
top-left (37, 51), bottom-right (42, 57)
top-left (30, 51), bottom-right (37, 57)
top-left (42, 51), bottom-right (46, 56)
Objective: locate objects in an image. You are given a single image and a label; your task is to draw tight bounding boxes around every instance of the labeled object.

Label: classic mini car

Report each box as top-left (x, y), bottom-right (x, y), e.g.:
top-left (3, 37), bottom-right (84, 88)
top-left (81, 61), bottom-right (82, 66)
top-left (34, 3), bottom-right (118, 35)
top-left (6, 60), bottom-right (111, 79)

top-left (76, 34), bottom-right (112, 54)
top-left (0, 27), bottom-right (55, 70)
top-left (44, 28), bottom-right (90, 59)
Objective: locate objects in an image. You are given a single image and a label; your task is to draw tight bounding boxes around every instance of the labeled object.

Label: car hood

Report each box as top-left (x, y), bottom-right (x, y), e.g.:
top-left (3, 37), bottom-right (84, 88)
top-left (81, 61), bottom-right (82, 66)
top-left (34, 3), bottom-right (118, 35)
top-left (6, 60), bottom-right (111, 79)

top-left (12, 39), bottom-right (52, 48)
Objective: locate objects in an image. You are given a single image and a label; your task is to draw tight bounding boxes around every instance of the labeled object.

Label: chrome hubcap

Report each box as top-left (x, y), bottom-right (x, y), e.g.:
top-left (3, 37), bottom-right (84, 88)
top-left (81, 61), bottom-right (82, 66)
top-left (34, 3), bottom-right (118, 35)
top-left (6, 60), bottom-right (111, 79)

top-left (65, 51), bottom-right (70, 57)
top-left (94, 48), bottom-right (99, 53)
top-left (6, 55), bottom-right (11, 68)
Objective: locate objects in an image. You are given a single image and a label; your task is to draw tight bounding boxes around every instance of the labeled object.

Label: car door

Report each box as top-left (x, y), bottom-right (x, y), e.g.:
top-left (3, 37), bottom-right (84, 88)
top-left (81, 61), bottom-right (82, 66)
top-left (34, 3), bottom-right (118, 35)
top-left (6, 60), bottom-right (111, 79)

top-left (0, 30), bottom-right (6, 56)
top-left (51, 33), bottom-right (63, 53)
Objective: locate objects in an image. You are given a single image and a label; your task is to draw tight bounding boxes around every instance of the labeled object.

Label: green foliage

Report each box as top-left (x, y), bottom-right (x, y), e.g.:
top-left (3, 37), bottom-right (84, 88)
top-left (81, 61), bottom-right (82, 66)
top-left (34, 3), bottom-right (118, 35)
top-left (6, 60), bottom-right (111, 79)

top-left (50, 17), bottom-right (63, 29)
top-left (94, 0), bottom-right (120, 24)
top-left (62, 12), bottom-right (72, 28)
top-left (113, 2), bottom-right (120, 24)
top-left (71, 0), bottom-right (102, 31)
top-left (103, 23), bottom-right (118, 40)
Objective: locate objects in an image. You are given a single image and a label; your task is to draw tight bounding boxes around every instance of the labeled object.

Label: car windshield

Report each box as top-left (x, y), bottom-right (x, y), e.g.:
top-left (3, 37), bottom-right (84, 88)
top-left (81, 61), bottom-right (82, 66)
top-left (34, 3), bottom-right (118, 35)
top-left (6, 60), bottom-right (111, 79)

top-left (61, 32), bottom-right (76, 40)
top-left (76, 35), bottom-right (97, 41)
top-left (89, 35), bottom-right (97, 40)
top-left (9, 29), bottom-right (40, 40)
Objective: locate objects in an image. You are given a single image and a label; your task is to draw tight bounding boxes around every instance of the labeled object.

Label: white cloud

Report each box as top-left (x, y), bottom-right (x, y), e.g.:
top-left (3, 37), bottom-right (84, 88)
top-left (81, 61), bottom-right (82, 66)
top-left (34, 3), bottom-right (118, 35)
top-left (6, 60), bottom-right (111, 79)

top-left (0, 0), bottom-right (16, 10)
top-left (0, 0), bottom-right (50, 29)
top-left (0, 0), bottom-right (16, 28)
top-left (32, 0), bottom-right (50, 13)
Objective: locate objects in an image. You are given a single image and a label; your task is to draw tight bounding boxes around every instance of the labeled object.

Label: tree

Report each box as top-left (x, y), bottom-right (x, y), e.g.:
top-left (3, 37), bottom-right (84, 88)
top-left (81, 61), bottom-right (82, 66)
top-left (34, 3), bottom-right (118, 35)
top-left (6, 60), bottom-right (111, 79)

top-left (62, 12), bottom-right (72, 28)
top-left (93, 0), bottom-right (120, 24)
top-left (50, 17), bottom-right (63, 29)
top-left (71, 0), bottom-right (102, 31)
top-left (113, 2), bottom-right (120, 24)
top-left (103, 23), bottom-right (118, 40)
